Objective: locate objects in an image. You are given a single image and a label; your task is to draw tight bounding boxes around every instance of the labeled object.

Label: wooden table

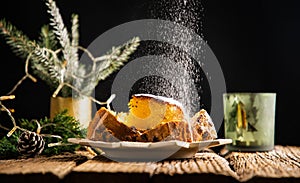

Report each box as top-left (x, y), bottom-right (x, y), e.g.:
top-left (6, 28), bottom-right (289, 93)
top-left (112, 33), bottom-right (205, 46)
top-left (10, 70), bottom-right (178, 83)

top-left (0, 145), bottom-right (299, 183)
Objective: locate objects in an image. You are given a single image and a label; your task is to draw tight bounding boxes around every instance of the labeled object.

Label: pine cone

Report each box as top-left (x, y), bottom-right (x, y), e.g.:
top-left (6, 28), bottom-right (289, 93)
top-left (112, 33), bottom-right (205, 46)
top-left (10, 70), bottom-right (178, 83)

top-left (17, 131), bottom-right (45, 157)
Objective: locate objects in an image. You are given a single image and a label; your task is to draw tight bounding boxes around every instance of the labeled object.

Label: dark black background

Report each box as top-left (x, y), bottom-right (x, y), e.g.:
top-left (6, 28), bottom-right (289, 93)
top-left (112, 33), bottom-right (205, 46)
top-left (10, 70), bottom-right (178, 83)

top-left (0, 0), bottom-right (299, 145)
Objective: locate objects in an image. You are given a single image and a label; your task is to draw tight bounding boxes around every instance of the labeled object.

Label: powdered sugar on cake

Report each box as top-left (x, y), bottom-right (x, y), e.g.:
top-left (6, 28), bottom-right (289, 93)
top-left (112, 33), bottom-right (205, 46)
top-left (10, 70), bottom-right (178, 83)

top-left (133, 94), bottom-right (184, 109)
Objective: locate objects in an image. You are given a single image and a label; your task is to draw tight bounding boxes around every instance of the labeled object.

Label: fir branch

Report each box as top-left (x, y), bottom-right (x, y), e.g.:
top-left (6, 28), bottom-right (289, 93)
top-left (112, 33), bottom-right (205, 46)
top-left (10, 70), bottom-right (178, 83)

top-left (1, 0), bottom-right (141, 98)
top-left (0, 19), bottom-right (36, 59)
top-left (0, 19), bottom-right (61, 90)
top-left (70, 13), bottom-right (80, 81)
top-left (71, 14), bottom-right (79, 48)
top-left (46, 0), bottom-right (71, 60)
top-left (23, 110), bottom-right (86, 155)
top-left (0, 110), bottom-right (85, 159)
top-left (78, 37), bottom-right (140, 96)
top-left (97, 37), bottom-right (140, 81)
top-left (0, 131), bottom-right (20, 159)
top-left (38, 25), bottom-right (58, 50)
top-left (31, 47), bottom-right (61, 85)
top-left (45, 0), bottom-right (78, 75)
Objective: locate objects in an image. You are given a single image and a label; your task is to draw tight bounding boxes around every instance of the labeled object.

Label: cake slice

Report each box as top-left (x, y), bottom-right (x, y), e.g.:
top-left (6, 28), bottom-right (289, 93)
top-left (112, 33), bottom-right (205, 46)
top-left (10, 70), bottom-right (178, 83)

top-left (191, 109), bottom-right (218, 141)
top-left (86, 94), bottom-right (217, 143)
top-left (86, 107), bottom-right (191, 142)
top-left (136, 121), bottom-right (192, 142)
top-left (125, 94), bottom-right (186, 129)
top-left (87, 107), bottom-right (138, 142)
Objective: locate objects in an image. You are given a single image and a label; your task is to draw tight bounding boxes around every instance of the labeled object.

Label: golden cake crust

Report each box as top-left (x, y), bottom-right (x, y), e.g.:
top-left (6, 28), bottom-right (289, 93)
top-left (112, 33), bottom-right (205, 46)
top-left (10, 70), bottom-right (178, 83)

top-left (191, 109), bottom-right (218, 141)
top-left (86, 95), bottom-right (217, 143)
top-left (87, 107), bottom-right (138, 142)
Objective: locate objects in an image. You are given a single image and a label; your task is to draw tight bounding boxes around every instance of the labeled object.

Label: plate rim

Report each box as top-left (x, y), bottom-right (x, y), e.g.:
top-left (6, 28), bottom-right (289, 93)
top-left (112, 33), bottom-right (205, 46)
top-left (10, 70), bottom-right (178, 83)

top-left (67, 138), bottom-right (232, 149)
top-left (67, 138), bottom-right (232, 160)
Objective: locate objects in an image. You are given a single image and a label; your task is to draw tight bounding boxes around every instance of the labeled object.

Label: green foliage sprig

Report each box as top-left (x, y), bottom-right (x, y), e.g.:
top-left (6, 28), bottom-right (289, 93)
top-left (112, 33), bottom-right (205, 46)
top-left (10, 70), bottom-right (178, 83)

top-left (0, 130), bottom-right (20, 159)
top-left (0, 110), bottom-right (86, 159)
top-left (0, 0), bottom-right (140, 98)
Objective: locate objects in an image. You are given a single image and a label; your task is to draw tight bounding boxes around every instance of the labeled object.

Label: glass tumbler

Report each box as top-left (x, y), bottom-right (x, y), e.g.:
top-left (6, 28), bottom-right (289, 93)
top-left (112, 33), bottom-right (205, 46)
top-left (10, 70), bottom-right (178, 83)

top-left (223, 93), bottom-right (276, 151)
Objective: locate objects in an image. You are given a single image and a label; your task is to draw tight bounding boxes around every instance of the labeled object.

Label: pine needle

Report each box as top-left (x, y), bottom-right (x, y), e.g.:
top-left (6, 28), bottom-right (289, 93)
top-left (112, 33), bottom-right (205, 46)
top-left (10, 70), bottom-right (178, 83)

top-left (97, 37), bottom-right (140, 81)
top-left (0, 19), bottom-right (36, 59)
top-left (0, 110), bottom-right (86, 159)
top-left (38, 25), bottom-right (58, 50)
top-left (71, 14), bottom-right (79, 48)
top-left (0, 0), bottom-right (141, 98)
top-left (71, 14), bottom-right (79, 64)
top-left (46, 0), bottom-right (73, 63)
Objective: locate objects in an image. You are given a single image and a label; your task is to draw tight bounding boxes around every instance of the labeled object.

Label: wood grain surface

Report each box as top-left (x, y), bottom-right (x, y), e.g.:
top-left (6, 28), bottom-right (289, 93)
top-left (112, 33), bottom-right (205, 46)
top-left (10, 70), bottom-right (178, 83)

top-left (0, 145), bottom-right (299, 183)
top-left (225, 145), bottom-right (300, 182)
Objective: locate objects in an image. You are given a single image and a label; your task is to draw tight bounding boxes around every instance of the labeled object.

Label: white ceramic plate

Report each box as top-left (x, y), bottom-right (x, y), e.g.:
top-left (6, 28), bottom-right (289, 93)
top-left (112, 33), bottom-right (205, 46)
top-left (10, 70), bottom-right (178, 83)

top-left (68, 138), bottom-right (232, 161)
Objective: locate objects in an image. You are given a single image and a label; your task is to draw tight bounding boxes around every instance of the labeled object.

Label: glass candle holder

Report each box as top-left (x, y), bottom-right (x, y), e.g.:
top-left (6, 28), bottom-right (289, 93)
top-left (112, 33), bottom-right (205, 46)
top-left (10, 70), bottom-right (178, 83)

top-left (223, 93), bottom-right (276, 151)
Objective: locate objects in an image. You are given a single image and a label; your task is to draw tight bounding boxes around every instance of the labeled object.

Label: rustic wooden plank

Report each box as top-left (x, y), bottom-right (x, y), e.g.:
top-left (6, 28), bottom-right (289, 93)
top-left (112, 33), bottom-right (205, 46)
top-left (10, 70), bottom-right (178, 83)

top-left (225, 145), bottom-right (300, 182)
top-left (151, 152), bottom-right (237, 176)
top-left (0, 145), bottom-right (299, 183)
top-left (65, 152), bottom-right (237, 183)
top-left (65, 155), bottom-right (157, 183)
top-left (151, 152), bottom-right (238, 183)
top-left (0, 153), bottom-right (87, 183)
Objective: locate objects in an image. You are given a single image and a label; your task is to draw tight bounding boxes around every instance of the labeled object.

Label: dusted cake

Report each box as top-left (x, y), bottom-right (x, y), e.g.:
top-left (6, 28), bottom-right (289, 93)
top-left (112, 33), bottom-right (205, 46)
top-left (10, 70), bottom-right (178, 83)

top-left (87, 107), bottom-right (138, 142)
top-left (125, 94), bottom-right (186, 129)
top-left (191, 109), bottom-right (218, 141)
top-left (86, 94), bottom-right (217, 142)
